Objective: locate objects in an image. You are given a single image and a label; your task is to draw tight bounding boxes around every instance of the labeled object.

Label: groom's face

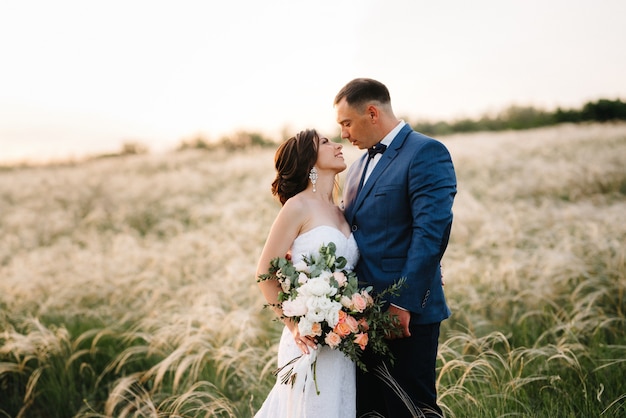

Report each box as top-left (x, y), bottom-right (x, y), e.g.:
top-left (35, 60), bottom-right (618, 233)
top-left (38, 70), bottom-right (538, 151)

top-left (335, 98), bottom-right (377, 150)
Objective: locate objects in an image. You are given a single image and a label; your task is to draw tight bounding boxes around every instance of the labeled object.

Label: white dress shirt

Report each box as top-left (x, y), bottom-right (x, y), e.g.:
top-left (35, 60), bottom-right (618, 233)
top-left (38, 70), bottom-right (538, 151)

top-left (362, 120), bottom-right (406, 184)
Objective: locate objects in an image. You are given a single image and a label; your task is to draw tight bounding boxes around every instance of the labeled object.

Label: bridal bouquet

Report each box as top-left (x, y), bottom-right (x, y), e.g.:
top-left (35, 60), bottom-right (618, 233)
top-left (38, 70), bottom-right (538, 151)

top-left (258, 241), bottom-right (405, 393)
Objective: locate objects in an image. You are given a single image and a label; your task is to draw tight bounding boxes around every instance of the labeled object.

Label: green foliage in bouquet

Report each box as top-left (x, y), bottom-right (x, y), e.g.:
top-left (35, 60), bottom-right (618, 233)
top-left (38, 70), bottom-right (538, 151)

top-left (258, 242), bottom-right (405, 372)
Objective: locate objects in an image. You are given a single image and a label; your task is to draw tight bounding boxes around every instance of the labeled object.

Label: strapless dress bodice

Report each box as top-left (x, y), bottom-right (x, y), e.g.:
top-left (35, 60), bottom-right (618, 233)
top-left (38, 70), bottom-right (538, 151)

top-left (291, 225), bottom-right (360, 271)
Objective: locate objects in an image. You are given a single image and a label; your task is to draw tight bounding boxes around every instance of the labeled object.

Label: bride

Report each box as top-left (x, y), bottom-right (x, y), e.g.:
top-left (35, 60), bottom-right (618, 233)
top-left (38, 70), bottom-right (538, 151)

top-left (255, 129), bottom-right (358, 418)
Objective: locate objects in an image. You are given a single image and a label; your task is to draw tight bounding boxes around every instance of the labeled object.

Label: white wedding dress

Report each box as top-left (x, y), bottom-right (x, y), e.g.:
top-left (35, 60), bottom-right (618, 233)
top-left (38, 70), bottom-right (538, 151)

top-left (255, 225), bottom-right (360, 418)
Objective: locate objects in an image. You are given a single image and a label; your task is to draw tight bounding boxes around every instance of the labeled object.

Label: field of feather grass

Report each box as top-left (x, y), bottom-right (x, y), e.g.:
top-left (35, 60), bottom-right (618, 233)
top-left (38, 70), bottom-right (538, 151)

top-left (1, 122), bottom-right (625, 417)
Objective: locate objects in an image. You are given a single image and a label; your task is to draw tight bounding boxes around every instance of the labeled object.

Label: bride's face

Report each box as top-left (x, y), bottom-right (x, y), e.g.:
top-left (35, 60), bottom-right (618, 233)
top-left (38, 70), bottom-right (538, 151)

top-left (315, 136), bottom-right (346, 174)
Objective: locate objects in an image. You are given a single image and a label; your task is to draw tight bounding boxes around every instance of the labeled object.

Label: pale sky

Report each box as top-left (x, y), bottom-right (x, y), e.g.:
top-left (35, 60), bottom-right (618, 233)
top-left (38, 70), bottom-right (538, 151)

top-left (1, 0), bottom-right (625, 162)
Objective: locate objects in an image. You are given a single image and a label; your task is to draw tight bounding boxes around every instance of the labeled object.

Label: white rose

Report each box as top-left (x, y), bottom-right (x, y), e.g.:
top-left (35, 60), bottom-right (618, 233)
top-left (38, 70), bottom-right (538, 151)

top-left (293, 261), bottom-right (310, 273)
top-left (318, 270), bottom-right (333, 282)
top-left (298, 272), bottom-right (308, 285)
top-left (301, 277), bottom-right (332, 297)
top-left (307, 295), bottom-right (335, 312)
top-left (305, 307), bottom-right (325, 323)
top-left (282, 297), bottom-right (307, 317)
top-left (324, 301), bottom-right (342, 327)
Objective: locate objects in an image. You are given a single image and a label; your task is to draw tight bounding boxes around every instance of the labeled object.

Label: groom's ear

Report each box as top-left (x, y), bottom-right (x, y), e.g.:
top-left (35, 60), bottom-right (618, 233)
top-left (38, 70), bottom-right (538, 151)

top-left (366, 105), bottom-right (378, 123)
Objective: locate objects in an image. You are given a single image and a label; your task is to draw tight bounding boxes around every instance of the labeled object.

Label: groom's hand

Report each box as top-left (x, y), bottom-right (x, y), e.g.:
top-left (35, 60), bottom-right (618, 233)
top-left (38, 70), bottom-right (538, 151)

top-left (388, 305), bottom-right (411, 339)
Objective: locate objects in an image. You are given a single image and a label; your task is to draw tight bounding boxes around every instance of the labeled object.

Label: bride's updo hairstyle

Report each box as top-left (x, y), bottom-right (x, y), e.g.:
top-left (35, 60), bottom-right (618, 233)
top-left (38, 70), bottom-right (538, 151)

top-left (271, 129), bottom-right (320, 206)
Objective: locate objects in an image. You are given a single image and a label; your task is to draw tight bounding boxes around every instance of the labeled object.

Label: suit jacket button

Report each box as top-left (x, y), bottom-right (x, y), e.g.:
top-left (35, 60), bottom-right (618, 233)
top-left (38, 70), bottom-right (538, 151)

top-left (351, 225), bottom-right (357, 232)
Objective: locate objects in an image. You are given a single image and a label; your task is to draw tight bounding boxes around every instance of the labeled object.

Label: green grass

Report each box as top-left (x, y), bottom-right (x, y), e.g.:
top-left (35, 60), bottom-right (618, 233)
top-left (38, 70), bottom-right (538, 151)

top-left (1, 123), bottom-right (625, 417)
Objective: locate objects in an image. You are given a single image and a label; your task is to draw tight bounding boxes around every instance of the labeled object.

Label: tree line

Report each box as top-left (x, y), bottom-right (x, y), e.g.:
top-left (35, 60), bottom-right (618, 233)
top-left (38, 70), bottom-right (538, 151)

top-left (177, 97), bottom-right (626, 149)
top-left (100, 97), bottom-right (626, 160)
top-left (411, 98), bottom-right (626, 137)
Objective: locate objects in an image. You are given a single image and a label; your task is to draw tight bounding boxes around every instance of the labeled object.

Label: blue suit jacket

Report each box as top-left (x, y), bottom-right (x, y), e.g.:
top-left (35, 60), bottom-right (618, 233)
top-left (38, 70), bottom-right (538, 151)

top-left (344, 124), bottom-right (456, 324)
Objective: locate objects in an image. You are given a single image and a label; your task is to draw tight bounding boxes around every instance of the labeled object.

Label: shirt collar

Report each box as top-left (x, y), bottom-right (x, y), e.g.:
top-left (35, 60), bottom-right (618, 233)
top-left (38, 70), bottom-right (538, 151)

top-left (380, 120), bottom-right (406, 147)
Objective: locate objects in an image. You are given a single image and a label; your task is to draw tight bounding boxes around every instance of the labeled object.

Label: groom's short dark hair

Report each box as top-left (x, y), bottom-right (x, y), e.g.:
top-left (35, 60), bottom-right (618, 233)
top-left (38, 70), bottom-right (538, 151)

top-left (334, 78), bottom-right (391, 109)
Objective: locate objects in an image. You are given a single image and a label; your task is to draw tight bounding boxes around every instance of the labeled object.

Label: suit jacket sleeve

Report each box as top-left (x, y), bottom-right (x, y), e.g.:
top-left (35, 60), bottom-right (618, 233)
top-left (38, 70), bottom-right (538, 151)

top-left (391, 137), bottom-right (456, 314)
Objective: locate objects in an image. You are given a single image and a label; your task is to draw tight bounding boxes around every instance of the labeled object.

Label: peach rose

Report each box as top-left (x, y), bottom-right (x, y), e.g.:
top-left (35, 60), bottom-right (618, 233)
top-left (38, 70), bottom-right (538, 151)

top-left (334, 321), bottom-right (352, 337)
top-left (324, 331), bottom-right (342, 348)
top-left (332, 271), bottom-right (347, 287)
top-left (354, 332), bottom-right (369, 350)
top-left (362, 291), bottom-right (374, 307)
top-left (358, 318), bottom-right (369, 332)
top-left (351, 294), bottom-right (367, 313)
top-left (311, 322), bottom-right (322, 337)
top-left (336, 310), bottom-right (347, 323)
top-left (345, 315), bottom-right (359, 333)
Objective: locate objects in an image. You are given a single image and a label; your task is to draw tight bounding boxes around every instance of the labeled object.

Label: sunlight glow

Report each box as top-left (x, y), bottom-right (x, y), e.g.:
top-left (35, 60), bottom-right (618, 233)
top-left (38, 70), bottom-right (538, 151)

top-left (1, 0), bottom-right (625, 162)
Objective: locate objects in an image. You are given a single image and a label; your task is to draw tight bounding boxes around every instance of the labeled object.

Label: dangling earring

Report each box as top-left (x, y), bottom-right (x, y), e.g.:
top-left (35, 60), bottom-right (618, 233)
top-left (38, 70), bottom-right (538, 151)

top-left (309, 167), bottom-right (318, 192)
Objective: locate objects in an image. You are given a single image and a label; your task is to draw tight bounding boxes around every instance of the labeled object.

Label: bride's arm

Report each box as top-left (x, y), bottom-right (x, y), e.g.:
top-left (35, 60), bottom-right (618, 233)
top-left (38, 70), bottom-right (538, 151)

top-left (256, 200), bottom-right (301, 311)
top-left (256, 198), bottom-right (317, 353)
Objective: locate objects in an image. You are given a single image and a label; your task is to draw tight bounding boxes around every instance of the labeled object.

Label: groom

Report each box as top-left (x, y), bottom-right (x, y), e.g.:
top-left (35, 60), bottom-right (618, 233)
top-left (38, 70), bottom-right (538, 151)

top-left (336, 78), bottom-right (456, 417)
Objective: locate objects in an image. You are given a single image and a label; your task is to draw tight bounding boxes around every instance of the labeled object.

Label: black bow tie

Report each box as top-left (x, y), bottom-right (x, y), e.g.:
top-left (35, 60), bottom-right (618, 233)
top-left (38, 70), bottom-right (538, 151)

top-left (367, 143), bottom-right (387, 159)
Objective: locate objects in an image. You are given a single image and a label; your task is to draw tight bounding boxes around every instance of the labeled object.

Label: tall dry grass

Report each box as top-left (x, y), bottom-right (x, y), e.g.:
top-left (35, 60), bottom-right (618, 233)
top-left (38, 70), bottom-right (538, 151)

top-left (1, 122), bottom-right (625, 417)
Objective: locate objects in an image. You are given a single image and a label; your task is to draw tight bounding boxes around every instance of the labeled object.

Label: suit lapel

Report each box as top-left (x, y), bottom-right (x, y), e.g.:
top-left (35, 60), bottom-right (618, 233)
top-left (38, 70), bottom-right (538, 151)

top-left (351, 125), bottom-right (412, 212)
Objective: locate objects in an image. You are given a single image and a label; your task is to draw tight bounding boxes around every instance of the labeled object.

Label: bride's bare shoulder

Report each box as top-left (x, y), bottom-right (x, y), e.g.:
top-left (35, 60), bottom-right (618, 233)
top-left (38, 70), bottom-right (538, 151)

top-left (279, 193), bottom-right (311, 221)
top-left (282, 192), bottom-right (300, 206)
top-left (283, 192), bottom-right (313, 210)
top-left (280, 192), bottom-right (328, 233)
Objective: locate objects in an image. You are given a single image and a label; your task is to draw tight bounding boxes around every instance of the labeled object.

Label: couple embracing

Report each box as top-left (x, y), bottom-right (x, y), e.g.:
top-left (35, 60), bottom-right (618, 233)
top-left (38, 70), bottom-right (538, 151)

top-left (255, 78), bottom-right (457, 418)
